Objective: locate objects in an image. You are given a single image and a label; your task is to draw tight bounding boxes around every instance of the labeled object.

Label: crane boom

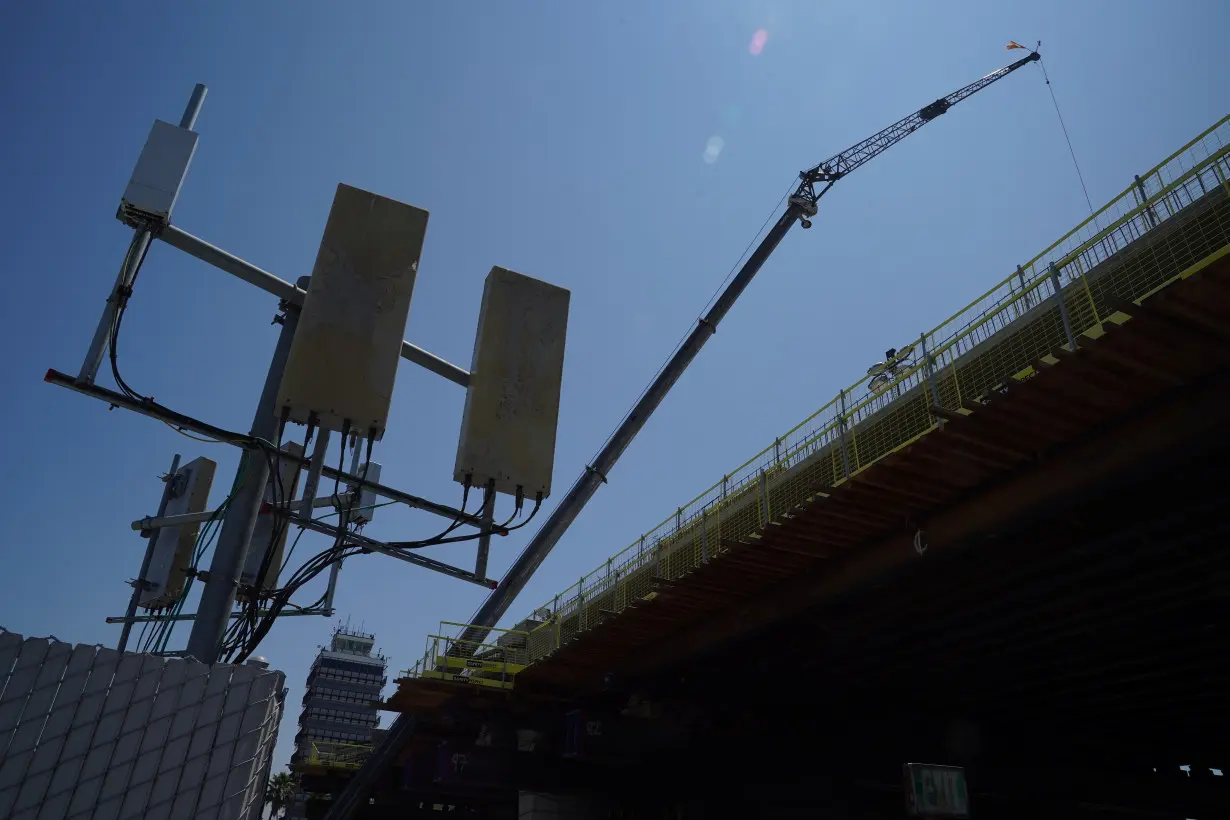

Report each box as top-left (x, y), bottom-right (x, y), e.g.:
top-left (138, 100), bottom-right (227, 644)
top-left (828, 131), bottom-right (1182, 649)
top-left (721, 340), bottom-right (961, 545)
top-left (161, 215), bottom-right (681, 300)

top-left (796, 50), bottom-right (1041, 198)
top-left (324, 49), bottom-right (1041, 820)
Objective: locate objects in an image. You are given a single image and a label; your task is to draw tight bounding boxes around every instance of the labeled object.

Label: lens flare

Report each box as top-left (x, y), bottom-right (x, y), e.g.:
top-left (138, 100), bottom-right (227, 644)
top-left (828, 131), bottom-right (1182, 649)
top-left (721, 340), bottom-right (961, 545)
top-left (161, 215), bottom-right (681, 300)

top-left (703, 136), bottom-right (725, 165)
top-left (749, 28), bottom-right (769, 56)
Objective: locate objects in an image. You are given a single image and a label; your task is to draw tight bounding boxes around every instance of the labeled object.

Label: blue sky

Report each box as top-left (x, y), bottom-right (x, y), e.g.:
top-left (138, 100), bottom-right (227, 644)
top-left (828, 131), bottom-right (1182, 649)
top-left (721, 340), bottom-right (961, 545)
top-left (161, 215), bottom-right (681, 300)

top-left (1, 1), bottom-right (1226, 769)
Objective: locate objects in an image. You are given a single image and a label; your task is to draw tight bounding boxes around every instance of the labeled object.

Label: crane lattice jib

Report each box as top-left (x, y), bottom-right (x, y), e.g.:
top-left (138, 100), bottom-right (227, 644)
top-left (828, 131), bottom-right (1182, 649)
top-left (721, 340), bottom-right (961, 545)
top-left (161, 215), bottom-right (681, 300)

top-left (795, 51), bottom-right (1040, 204)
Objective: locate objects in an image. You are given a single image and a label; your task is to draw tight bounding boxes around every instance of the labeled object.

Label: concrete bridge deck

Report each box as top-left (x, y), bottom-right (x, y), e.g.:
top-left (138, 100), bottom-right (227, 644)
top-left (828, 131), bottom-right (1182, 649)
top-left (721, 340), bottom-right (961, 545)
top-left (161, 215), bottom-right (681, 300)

top-left (359, 114), bottom-right (1230, 819)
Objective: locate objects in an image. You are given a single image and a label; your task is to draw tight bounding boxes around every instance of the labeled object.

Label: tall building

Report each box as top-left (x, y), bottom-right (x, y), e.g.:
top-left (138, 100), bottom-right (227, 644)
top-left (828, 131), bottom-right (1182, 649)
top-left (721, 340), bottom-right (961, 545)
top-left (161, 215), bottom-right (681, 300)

top-left (288, 625), bottom-right (387, 818)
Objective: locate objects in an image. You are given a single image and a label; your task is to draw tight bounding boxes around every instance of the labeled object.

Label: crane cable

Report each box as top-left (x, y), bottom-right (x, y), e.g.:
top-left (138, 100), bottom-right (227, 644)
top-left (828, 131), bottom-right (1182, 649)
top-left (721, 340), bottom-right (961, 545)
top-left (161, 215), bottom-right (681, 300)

top-left (1037, 56), bottom-right (1094, 216)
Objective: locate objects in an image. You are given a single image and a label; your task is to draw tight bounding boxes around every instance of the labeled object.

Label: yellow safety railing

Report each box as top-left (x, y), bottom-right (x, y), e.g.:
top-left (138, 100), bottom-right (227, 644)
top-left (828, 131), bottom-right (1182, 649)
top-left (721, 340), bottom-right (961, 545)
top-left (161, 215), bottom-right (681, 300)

top-left (307, 740), bottom-right (371, 770)
top-left (415, 113), bottom-right (1230, 678)
top-left (401, 622), bottom-right (529, 691)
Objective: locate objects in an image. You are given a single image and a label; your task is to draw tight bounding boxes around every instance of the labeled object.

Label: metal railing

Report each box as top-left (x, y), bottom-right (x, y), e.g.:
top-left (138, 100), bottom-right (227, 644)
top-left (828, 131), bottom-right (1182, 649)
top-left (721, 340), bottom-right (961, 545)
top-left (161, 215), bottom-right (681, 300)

top-left (429, 114), bottom-right (1230, 675)
top-left (401, 621), bottom-right (529, 691)
top-left (307, 740), bottom-right (372, 770)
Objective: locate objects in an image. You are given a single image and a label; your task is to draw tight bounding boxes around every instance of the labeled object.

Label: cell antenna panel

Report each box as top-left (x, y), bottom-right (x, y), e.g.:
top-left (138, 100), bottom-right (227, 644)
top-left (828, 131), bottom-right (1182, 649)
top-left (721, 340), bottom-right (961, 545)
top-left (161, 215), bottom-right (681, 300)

top-left (140, 457), bottom-right (217, 609)
top-left (454, 267), bottom-right (570, 498)
top-left (276, 183), bottom-right (429, 439)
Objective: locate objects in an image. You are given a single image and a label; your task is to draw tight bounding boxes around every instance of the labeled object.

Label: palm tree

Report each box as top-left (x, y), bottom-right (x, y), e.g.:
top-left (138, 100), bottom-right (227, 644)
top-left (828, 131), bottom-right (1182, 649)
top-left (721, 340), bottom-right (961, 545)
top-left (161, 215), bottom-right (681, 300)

top-left (265, 772), bottom-right (295, 818)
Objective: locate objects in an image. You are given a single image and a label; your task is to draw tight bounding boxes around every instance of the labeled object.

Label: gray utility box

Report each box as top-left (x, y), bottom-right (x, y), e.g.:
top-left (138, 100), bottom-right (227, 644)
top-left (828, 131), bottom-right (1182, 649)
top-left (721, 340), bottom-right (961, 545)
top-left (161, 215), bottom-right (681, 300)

top-left (140, 456), bottom-right (217, 609)
top-left (276, 183), bottom-right (429, 440)
top-left (117, 119), bottom-right (198, 228)
top-left (455, 267), bottom-right (570, 498)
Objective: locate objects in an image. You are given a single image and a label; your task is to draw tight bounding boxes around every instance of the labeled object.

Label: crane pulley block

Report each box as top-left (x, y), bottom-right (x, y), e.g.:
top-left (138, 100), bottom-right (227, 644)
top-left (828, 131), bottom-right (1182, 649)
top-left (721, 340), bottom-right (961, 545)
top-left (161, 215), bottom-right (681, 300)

top-left (919, 99), bottom-right (952, 121)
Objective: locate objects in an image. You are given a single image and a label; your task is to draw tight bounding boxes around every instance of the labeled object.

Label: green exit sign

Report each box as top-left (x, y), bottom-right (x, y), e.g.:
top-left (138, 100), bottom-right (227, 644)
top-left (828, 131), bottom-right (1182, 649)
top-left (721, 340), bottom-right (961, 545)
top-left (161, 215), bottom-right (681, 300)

top-left (904, 763), bottom-right (970, 818)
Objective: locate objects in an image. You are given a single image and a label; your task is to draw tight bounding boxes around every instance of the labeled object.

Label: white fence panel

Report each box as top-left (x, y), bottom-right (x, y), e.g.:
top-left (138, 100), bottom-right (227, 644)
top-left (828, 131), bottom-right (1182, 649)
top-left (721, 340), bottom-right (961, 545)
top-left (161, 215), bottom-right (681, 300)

top-left (0, 630), bottom-right (285, 820)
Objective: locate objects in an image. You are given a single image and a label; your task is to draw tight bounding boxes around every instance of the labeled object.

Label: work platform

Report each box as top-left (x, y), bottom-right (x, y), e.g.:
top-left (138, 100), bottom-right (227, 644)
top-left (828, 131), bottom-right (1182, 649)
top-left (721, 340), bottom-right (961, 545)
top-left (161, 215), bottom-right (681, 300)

top-left (366, 116), bottom-right (1230, 818)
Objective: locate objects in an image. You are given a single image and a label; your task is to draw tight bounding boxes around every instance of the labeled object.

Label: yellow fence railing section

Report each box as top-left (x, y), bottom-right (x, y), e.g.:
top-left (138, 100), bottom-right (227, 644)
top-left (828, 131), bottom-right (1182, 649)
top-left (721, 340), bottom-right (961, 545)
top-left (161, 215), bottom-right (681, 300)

top-left (307, 740), bottom-right (372, 771)
top-left (419, 113), bottom-right (1230, 681)
top-left (401, 622), bottom-right (529, 691)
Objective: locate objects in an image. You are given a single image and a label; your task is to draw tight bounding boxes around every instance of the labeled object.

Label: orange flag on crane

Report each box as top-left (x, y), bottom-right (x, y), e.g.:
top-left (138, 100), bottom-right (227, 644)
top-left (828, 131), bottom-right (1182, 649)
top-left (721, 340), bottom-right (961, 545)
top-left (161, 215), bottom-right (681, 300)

top-left (1006, 41), bottom-right (1027, 50)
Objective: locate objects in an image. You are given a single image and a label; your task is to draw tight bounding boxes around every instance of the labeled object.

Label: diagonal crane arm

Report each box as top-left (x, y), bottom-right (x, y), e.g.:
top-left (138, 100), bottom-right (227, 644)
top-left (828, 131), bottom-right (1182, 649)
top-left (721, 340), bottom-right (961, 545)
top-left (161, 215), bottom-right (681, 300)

top-left (792, 49), bottom-right (1041, 214)
top-left (323, 48), bottom-right (1041, 820)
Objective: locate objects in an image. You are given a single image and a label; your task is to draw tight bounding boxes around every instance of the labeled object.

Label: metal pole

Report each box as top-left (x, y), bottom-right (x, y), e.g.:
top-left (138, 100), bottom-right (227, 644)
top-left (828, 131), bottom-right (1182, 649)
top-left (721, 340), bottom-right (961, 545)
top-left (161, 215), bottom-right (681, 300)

top-left (157, 225), bottom-right (471, 388)
top-left (179, 84), bottom-right (209, 131)
top-left (758, 470), bottom-right (770, 527)
top-left (130, 493), bottom-right (352, 532)
top-left (117, 453), bottom-right (180, 652)
top-left (299, 430), bottom-right (332, 523)
top-left (326, 440), bottom-right (363, 615)
top-left (1049, 263), bottom-right (1077, 352)
top-left (473, 487), bottom-right (495, 581)
top-left (185, 280), bottom-right (303, 664)
top-left (1135, 174), bottom-right (1158, 229)
top-left (77, 85), bottom-right (207, 386)
top-left (77, 231), bottom-right (151, 384)
top-left (920, 332), bottom-right (940, 424)
top-left (463, 207), bottom-right (800, 627)
top-left (837, 389), bottom-right (851, 478)
top-left (109, 607), bottom-right (322, 625)
top-left (323, 568), bottom-right (342, 618)
top-left (348, 436), bottom-right (362, 483)
top-left (323, 539), bottom-right (343, 617)
top-left (700, 508), bottom-right (709, 563)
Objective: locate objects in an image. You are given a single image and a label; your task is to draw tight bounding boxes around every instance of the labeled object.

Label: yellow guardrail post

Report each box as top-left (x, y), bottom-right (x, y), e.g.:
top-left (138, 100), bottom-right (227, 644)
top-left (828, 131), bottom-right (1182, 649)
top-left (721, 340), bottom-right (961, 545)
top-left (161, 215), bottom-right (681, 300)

top-left (1013, 264), bottom-right (1033, 317)
top-left (1155, 168), bottom-right (1175, 219)
top-left (1074, 253), bottom-right (1102, 327)
top-left (700, 507), bottom-right (709, 563)
top-left (1214, 160), bottom-right (1230, 197)
top-left (837, 389), bottom-right (851, 478)
top-left (577, 579), bottom-right (586, 631)
top-left (1133, 173), bottom-right (1158, 228)
top-left (752, 467), bottom-right (762, 526)
top-left (919, 331), bottom-right (940, 426)
top-left (554, 594), bottom-right (562, 650)
top-left (1048, 262), bottom-right (1078, 351)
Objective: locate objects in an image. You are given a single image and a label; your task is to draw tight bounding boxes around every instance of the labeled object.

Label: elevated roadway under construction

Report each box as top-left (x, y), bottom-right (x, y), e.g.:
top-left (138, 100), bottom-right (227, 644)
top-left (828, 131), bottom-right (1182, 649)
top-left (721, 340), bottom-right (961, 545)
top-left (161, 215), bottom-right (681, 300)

top-left (323, 116), bottom-right (1230, 818)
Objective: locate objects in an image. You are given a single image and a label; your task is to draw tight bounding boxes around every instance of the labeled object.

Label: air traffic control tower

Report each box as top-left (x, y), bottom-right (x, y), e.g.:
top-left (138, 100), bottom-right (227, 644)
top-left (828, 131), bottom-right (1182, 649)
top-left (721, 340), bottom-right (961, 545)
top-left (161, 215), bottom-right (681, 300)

top-left (288, 627), bottom-right (387, 819)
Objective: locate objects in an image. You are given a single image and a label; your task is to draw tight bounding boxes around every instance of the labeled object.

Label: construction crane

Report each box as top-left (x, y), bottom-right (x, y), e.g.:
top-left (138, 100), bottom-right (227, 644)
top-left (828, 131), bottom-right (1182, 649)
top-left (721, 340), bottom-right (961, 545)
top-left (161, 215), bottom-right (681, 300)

top-left (325, 47), bottom-right (1041, 819)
